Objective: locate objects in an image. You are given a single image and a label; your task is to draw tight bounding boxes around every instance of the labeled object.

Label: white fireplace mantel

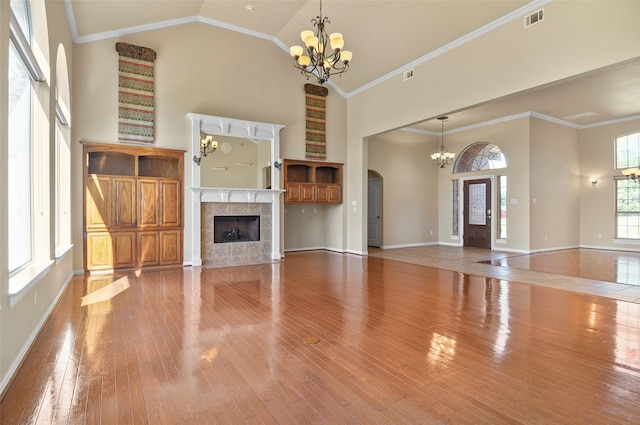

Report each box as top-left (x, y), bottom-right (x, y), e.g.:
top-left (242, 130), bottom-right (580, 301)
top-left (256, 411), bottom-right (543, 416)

top-left (192, 187), bottom-right (285, 204)
top-left (187, 113), bottom-right (286, 267)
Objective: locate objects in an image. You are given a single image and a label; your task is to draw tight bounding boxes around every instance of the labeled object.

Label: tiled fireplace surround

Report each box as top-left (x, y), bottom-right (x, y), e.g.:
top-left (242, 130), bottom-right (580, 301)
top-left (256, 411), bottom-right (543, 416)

top-left (201, 202), bottom-right (272, 268)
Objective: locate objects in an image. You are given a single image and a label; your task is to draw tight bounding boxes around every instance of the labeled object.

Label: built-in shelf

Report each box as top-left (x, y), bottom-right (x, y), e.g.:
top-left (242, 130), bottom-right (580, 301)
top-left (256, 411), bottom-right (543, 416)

top-left (283, 159), bottom-right (343, 204)
top-left (82, 141), bottom-right (185, 271)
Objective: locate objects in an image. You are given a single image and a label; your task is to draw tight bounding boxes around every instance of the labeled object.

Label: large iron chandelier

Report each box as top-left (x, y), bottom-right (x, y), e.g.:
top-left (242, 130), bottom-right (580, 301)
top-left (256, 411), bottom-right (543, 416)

top-left (431, 117), bottom-right (455, 168)
top-left (289, 0), bottom-right (352, 85)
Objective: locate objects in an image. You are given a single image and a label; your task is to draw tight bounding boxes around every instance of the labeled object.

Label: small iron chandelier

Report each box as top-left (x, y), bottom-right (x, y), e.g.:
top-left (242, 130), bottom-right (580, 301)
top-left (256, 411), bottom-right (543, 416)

top-left (289, 0), bottom-right (352, 85)
top-left (431, 116), bottom-right (455, 168)
top-left (193, 134), bottom-right (218, 166)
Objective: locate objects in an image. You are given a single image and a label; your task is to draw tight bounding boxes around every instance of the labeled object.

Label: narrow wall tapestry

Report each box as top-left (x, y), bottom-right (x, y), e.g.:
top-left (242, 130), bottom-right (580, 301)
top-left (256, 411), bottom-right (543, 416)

top-left (304, 83), bottom-right (328, 160)
top-left (115, 42), bottom-right (156, 144)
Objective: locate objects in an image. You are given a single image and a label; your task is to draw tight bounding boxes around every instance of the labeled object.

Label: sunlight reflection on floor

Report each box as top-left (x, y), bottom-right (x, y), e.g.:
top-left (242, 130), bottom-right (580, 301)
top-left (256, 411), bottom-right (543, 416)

top-left (80, 276), bottom-right (130, 306)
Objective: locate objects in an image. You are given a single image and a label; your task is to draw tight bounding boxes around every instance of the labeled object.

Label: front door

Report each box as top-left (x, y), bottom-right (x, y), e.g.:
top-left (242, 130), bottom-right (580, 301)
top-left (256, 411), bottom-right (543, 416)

top-left (464, 178), bottom-right (492, 249)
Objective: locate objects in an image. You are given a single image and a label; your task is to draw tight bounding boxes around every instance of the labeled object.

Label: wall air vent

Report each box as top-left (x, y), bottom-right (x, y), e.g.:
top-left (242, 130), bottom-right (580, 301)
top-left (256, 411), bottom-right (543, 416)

top-left (525, 9), bottom-right (544, 28)
top-left (403, 69), bottom-right (414, 81)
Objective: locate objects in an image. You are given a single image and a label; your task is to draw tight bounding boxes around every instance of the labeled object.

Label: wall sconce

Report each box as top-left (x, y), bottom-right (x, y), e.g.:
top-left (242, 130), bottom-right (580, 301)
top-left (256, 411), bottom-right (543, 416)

top-left (589, 177), bottom-right (598, 186)
top-left (193, 134), bottom-right (218, 166)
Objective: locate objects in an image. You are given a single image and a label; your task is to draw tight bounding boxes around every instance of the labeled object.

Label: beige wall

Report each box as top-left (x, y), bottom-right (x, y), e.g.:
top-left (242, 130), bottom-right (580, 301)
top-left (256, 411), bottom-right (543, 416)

top-left (367, 130), bottom-right (439, 247)
top-left (346, 1), bottom-right (640, 254)
top-left (580, 118), bottom-right (640, 249)
top-left (71, 22), bottom-right (348, 268)
top-left (529, 118), bottom-right (580, 251)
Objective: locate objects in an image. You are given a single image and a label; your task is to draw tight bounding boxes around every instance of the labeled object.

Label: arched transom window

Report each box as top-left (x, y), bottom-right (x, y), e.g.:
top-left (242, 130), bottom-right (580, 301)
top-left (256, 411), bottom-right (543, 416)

top-left (453, 142), bottom-right (506, 173)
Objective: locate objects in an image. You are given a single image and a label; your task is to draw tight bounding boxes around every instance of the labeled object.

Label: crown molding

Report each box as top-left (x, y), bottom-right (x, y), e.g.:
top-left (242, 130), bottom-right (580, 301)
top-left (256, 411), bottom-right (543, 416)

top-left (402, 112), bottom-right (640, 135)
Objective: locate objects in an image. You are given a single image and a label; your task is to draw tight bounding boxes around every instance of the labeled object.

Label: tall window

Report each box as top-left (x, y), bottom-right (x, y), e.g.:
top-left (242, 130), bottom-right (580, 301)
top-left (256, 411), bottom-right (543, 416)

top-left (55, 112), bottom-right (71, 255)
top-left (8, 1), bottom-right (34, 273)
top-left (55, 46), bottom-right (71, 257)
top-left (8, 0), bottom-right (47, 295)
top-left (616, 132), bottom-right (640, 239)
top-left (498, 176), bottom-right (507, 239)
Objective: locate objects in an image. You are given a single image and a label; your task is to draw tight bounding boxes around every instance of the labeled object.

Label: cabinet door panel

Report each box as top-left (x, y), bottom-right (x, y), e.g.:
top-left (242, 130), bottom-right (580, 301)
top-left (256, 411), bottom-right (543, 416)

top-left (160, 180), bottom-right (181, 227)
top-left (316, 184), bottom-right (342, 204)
top-left (138, 231), bottom-right (159, 266)
top-left (327, 185), bottom-right (342, 203)
top-left (113, 178), bottom-right (137, 228)
top-left (159, 230), bottom-right (182, 265)
top-left (86, 176), bottom-right (112, 230)
top-left (86, 232), bottom-right (113, 270)
top-left (138, 179), bottom-right (158, 227)
top-left (316, 185), bottom-right (329, 203)
top-left (113, 232), bottom-right (137, 268)
top-left (286, 183), bottom-right (316, 203)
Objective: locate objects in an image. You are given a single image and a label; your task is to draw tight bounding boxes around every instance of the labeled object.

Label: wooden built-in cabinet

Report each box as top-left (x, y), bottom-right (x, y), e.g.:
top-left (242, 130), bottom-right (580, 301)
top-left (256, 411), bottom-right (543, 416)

top-left (283, 159), bottom-right (343, 204)
top-left (82, 142), bottom-right (185, 271)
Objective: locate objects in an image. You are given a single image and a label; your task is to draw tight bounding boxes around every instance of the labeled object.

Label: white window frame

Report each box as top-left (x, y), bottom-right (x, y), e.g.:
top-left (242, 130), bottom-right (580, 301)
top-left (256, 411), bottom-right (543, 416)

top-left (8, 1), bottom-right (52, 303)
top-left (55, 105), bottom-right (72, 259)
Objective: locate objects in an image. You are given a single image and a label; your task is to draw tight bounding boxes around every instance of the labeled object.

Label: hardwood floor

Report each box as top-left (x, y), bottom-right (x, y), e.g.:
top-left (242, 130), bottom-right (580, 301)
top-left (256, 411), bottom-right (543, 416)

top-left (2, 250), bottom-right (640, 424)
top-left (369, 246), bottom-right (640, 303)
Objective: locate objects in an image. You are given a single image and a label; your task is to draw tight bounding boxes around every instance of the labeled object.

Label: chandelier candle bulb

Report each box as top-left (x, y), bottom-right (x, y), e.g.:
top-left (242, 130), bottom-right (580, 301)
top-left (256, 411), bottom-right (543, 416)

top-left (298, 56), bottom-right (311, 66)
top-left (301, 30), bottom-right (314, 43)
top-left (290, 45), bottom-right (303, 58)
top-left (330, 33), bottom-right (344, 50)
top-left (307, 36), bottom-right (319, 50)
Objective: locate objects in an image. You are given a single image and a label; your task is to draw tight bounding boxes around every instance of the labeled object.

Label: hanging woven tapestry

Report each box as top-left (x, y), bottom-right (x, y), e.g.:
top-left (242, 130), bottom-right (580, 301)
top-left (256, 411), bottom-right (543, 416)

top-left (115, 42), bottom-right (156, 144)
top-left (304, 83), bottom-right (328, 160)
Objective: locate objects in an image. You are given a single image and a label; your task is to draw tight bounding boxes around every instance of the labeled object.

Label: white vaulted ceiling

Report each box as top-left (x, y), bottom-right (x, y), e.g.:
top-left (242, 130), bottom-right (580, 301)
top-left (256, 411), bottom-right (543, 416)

top-left (66, 0), bottom-right (640, 130)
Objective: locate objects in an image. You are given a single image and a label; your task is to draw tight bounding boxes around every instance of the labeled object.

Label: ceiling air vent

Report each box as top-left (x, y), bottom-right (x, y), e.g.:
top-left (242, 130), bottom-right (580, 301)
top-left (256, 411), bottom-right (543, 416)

top-left (525, 9), bottom-right (544, 28)
top-left (403, 69), bottom-right (414, 81)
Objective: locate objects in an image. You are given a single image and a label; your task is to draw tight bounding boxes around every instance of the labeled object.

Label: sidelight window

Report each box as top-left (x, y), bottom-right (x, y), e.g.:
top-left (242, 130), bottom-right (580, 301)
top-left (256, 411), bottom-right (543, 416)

top-left (498, 176), bottom-right (507, 239)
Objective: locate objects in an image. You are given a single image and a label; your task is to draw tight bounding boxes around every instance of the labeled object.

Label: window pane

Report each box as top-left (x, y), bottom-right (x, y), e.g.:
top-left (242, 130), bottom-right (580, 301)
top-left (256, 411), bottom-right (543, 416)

top-left (452, 180), bottom-right (459, 236)
top-left (55, 119), bottom-right (71, 253)
top-left (453, 142), bottom-right (506, 174)
top-left (616, 179), bottom-right (640, 239)
top-left (8, 44), bottom-right (32, 272)
top-left (499, 176), bottom-right (507, 239)
top-left (616, 133), bottom-right (640, 169)
top-left (468, 183), bottom-right (486, 225)
top-left (10, 0), bottom-right (31, 41)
